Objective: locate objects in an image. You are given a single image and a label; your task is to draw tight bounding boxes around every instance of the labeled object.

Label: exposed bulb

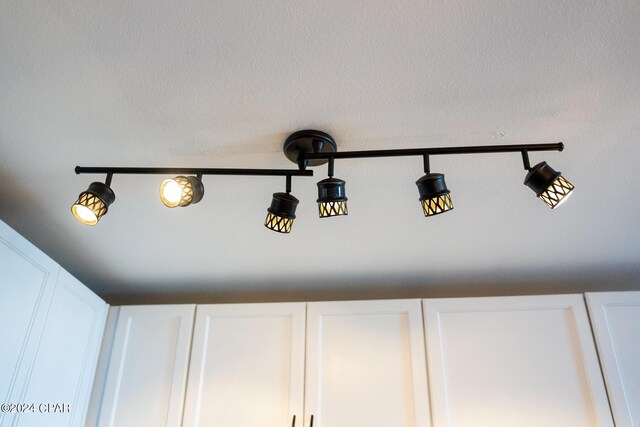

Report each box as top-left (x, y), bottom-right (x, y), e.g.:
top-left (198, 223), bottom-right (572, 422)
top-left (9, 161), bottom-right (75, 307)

top-left (160, 179), bottom-right (183, 208)
top-left (71, 204), bottom-right (98, 225)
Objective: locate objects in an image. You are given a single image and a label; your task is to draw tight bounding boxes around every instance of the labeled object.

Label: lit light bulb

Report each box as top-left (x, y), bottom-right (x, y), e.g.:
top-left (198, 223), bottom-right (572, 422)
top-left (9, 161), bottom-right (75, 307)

top-left (160, 179), bottom-right (183, 208)
top-left (71, 181), bottom-right (115, 226)
top-left (71, 204), bottom-right (99, 225)
top-left (159, 176), bottom-right (204, 208)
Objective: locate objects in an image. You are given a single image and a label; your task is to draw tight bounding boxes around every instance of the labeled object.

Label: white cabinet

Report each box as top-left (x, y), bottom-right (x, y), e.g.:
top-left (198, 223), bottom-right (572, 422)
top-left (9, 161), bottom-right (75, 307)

top-left (587, 291), bottom-right (640, 427)
top-left (305, 299), bottom-right (431, 427)
top-left (0, 221), bottom-right (59, 427)
top-left (87, 295), bottom-right (628, 427)
top-left (181, 300), bottom-right (431, 427)
top-left (15, 269), bottom-right (108, 427)
top-left (3, 217), bottom-right (632, 427)
top-left (93, 305), bottom-right (195, 427)
top-left (422, 295), bottom-right (614, 427)
top-left (0, 220), bottom-right (108, 427)
top-left (182, 303), bottom-right (306, 427)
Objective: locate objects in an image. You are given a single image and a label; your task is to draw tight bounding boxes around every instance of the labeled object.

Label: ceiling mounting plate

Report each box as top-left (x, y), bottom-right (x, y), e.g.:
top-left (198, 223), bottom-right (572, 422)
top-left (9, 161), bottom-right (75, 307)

top-left (283, 130), bottom-right (337, 167)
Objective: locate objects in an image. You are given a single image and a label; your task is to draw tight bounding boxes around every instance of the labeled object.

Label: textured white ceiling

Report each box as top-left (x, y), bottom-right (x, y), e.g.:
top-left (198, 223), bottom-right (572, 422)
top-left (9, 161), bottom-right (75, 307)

top-left (1, 0), bottom-right (639, 303)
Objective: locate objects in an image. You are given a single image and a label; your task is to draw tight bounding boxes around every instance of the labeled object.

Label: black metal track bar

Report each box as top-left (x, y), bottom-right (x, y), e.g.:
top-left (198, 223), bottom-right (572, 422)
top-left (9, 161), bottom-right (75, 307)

top-left (75, 166), bottom-right (314, 177)
top-left (304, 142), bottom-right (564, 161)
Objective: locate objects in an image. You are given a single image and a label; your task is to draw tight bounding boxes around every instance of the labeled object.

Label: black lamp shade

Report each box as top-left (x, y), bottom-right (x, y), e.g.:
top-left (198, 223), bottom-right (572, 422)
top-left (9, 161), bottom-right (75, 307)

top-left (524, 162), bottom-right (574, 209)
top-left (265, 192), bottom-right (299, 233)
top-left (416, 173), bottom-right (453, 217)
top-left (71, 182), bottom-right (116, 225)
top-left (160, 176), bottom-right (204, 208)
top-left (317, 177), bottom-right (348, 218)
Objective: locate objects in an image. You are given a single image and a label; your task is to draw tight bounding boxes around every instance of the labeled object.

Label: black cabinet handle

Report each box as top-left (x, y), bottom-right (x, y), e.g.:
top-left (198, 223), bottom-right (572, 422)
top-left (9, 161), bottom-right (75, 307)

top-left (291, 415), bottom-right (296, 427)
top-left (309, 415), bottom-right (314, 427)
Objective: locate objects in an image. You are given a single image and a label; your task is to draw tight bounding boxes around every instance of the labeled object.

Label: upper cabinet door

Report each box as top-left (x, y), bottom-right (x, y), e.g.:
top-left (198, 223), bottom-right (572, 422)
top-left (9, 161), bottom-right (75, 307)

top-left (182, 303), bottom-right (306, 427)
top-left (96, 305), bottom-right (195, 427)
top-left (0, 221), bottom-right (59, 427)
top-left (586, 291), bottom-right (640, 427)
top-left (305, 299), bottom-right (431, 427)
top-left (423, 295), bottom-right (614, 427)
top-left (15, 268), bottom-right (108, 427)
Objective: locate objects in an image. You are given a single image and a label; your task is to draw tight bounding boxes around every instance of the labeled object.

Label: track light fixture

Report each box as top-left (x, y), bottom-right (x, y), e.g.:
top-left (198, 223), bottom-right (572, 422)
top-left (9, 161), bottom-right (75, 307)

top-left (160, 175), bottom-right (204, 208)
top-left (416, 174), bottom-right (453, 216)
top-left (73, 130), bottom-right (574, 232)
top-left (317, 178), bottom-right (348, 218)
top-left (71, 173), bottom-right (115, 225)
top-left (265, 176), bottom-right (299, 233)
top-left (415, 154), bottom-right (453, 217)
top-left (317, 158), bottom-right (348, 218)
top-left (521, 151), bottom-right (574, 209)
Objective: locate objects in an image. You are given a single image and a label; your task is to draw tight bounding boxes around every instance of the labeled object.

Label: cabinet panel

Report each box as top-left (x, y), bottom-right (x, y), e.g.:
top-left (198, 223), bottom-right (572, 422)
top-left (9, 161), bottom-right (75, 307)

top-left (305, 299), bottom-right (430, 427)
top-left (96, 305), bottom-right (195, 427)
top-left (15, 268), bottom-right (108, 427)
top-left (587, 291), bottom-right (640, 427)
top-left (0, 221), bottom-right (59, 427)
top-left (182, 303), bottom-right (305, 427)
top-left (423, 295), bottom-right (613, 427)
top-left (86, 307), bottom-right (121, 427)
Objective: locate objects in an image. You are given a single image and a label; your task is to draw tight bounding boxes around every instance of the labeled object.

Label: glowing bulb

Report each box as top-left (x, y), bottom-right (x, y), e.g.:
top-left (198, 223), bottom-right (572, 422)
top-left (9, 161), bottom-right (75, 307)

top-left (72, 204), bottom-right (99, 225)
top-left (552, 189), bottom-right (573, 208)
top-left (159, 176), bottom-right (204, 208)
top-left (160, 179), bottom-right (183, 207)
top-left (70, 182), bottom-right (113, 226)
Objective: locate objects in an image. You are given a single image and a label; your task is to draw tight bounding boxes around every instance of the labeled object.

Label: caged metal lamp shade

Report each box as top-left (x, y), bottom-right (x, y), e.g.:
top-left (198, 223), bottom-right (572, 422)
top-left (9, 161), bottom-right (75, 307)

top-left (160, 176), bottom-right (204, 208)
top-left (524, 162), bottom-right (574, 209)
top-left (317, 177), bottom-right (348, 218)
top-left (265, 192), bottom-right (299, 233)
top-left (416, 173), bottom-right (453, 216)
top-left (71, 182), bottom-right (116, 225)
